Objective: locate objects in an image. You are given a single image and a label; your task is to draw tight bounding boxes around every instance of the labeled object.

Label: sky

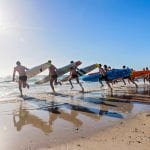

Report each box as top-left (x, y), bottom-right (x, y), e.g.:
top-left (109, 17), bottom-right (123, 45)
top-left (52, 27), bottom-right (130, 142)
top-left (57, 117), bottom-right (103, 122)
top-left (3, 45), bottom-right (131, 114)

top-left (0, 0), bottom-right (150, 76)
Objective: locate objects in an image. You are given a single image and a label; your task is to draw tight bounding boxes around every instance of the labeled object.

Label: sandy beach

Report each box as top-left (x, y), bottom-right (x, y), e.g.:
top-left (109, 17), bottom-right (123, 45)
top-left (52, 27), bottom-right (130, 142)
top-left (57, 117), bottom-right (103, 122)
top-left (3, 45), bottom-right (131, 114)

top-left (1, 1), bottom-right (150, 150)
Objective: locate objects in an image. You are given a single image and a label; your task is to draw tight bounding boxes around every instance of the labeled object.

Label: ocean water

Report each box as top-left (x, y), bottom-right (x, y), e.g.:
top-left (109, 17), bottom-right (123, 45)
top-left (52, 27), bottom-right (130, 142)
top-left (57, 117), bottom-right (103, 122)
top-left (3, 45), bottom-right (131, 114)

top-left (0, 75), bottom-right (150, 115)
top-left (0, 75), bottom-right (50, 98)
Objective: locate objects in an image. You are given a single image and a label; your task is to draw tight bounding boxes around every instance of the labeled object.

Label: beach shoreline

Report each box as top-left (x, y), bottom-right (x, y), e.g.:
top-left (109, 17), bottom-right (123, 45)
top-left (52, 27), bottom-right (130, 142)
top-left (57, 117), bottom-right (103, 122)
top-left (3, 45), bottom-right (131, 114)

top-left (0, 81), bottom-right (150, 150)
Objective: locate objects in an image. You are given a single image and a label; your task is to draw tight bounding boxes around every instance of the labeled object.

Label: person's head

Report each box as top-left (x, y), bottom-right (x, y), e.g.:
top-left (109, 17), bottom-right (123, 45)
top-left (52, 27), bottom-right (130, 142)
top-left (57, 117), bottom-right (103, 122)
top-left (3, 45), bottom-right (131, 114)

top-left (70, 61), bottom-right (74, 64)
top-left (122, 65), bottom-right (126, 69)
top-left (99, 64), bottom-right (102, 67)
top-left (146, 67), bottom-right (148, 70)
top-left (48, 60), bottom-right (52, 64)
top-left (16, 61), bottom-right (21, 66)
top-left (104, 65), bottom-right (107, 69)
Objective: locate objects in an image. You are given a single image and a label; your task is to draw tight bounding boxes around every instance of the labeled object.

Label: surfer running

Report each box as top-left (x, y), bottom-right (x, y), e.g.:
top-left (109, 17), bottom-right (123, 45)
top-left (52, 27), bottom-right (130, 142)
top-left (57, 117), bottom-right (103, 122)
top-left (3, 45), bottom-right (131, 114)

top-left (128, 68), bottom-right (138, 88)
top-left (98, 64), bottom-right (112, 90)
top-left (145, 67), bottom-right (150, 84)
top-left (122, 65), bottom-right (127, 85)
top-left (68, 61), bottom-right (84, 92)
top-left (12, 61), bottom-right (29, 97)
top-left (48, 60), bottom-right (61, 94)
top-left (98, 64), bottom-right (104, 87)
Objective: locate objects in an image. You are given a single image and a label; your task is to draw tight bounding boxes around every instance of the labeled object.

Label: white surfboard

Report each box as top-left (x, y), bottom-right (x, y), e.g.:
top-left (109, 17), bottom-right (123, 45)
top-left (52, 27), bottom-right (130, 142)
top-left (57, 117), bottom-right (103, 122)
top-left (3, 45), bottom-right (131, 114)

top-left (26, 62), bottom-right (51, 79)
top-left (35, 61), bottom-right (82, 84)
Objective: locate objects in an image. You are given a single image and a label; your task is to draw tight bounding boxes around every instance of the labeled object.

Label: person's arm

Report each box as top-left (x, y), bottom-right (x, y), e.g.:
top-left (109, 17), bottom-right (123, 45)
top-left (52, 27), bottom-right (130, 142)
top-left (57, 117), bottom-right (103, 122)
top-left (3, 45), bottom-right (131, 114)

top-left (12, 68), bottom-right (16, 81)
top-left (48, 67), bottom-right (51, 75)
top-left (24, 66), bottom-right (29, 71)
top-left (69, 68), bottom-right (72, 76)
top-left (70, 71), bottom-right (73, 76)
top-left (76, 67), bottom-right (80, 71)
top-left (54, 65), bottom-right (58, 72)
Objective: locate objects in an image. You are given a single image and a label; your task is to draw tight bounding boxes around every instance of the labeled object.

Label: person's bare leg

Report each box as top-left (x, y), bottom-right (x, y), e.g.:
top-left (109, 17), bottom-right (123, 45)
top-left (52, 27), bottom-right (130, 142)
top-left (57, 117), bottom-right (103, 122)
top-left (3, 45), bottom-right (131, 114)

top-left (50, 79), bottom-right (55, 93)
top-left (129, 78), bottom-right (138, 88)
top-left (99, 78), bottom-right (104, 87)
top-left (128, 78), bottom-right (131, 84)
top-left (144, 77), bottom-right (146, 85)
top-left (18, 80), bottom-right (23, 97)
top-left (76, 78), bottom-right (84, 92)
top-left (98, 77), bottom-right (104, 87)
top-left (54, 78), bottom-right (62, 85)
top-left (26, 82), bottom-right (29, 89)
top-left (106, 81), bottom-right (113, 91)
top-left (69, 78), bottom-right (74, 89)
top-left (23, 81), bottom-right (26, 88)
top-left (23, 81), bottom-right (29, 89)
top-left (122, 79), bottom-right (126, 85)
top-left (54, 79), bottom-right (57, 85)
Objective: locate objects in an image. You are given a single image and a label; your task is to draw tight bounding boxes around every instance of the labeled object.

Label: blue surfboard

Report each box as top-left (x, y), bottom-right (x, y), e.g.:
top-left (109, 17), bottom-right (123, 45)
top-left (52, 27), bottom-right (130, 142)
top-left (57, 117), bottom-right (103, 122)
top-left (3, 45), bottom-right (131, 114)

top-left (81, 68), bottom-right (132, 82)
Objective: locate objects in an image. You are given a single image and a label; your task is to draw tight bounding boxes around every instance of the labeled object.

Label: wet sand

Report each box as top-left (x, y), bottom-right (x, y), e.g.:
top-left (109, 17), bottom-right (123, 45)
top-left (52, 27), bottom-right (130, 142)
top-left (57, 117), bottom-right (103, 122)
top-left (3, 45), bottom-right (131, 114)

top-left (48, 112), bottom-right (150, 150)
top-left (0, 82), bottom-right (150, 150)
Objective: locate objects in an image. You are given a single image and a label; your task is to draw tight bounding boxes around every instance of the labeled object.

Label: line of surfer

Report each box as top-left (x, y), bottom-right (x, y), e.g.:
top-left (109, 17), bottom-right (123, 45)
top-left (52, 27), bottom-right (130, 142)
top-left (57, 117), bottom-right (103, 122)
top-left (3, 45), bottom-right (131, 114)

top-left (12, 61), bottom-right (150, 97)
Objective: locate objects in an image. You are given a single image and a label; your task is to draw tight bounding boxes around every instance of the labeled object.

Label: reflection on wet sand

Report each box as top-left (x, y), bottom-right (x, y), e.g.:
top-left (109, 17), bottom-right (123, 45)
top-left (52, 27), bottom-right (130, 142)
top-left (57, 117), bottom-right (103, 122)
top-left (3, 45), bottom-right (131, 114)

top-left (47, 105), bottom-right (83, 127)
top-left (58, 110), bottom-right (83, 127)
top-left (13, 102), bottom-right (52, 133)
top-left (11, 86), bottom-right (149, 139)
top-left (76, 95), bottom-right (133, 114)
top-left (105, 89), bottom-right (150, 104)
top-left (13, 95), bottom-right (126, 134)
top-left (113, 85), bottom-right (150, 96)
top-left (13, 101), bottom-right (83, 133)
top-left (100, 101), bottom-right (133, 114)
top-left (64, 103), bottom-right (123, 119)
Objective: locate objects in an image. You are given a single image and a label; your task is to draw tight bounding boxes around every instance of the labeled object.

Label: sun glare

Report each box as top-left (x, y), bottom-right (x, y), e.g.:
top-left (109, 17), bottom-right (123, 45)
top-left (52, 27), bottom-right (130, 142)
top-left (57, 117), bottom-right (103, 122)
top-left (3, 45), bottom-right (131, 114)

top-left (0, 2), bottom-right (17, 34)
top-left (0, 7), bottom-right (9, 33)
top-left (0, 24), bottom-right (7, 33)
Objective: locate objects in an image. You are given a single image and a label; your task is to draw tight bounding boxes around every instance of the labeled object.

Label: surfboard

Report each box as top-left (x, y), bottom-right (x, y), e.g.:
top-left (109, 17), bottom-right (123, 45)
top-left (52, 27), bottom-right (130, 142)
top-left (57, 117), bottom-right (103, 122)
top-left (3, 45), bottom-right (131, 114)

top-left (26, 61), bottom-right (51, 79)
top-left (130, 70), bottom-right (150, 79)
top-left (81, 68), bottom-right (132, 82)
top-left (106, 68), bottom-right (132, 80)
top-left (60, 64), bottom-right (98, 82)
top-left (81, 73), bottom-right (100, 82)
top-left (35, 61), bottom-right (82, 84)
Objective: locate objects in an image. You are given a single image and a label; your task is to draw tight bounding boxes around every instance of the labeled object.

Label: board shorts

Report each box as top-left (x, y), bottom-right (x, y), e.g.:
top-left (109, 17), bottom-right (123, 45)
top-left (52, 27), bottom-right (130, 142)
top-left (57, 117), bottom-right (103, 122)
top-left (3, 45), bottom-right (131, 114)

top-left (50, 74), bottom-right (57, 79)
top-left (19, 76), bottom-right (27, 81)
top-left (71, 74), bottom-right (78, 79)
top-left (99, 75), bottom-right (109, 81)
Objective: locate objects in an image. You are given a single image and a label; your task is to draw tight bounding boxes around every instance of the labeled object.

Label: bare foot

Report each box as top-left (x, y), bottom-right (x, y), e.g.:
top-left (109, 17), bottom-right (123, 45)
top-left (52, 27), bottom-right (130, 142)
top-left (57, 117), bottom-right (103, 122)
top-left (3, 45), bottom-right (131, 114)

top-left (81, 87), bottom-right (84, 93)
top-left (59, 82), bottom-right (62, 85)
top-left (20, 94), bottom-right (23, 97)
top-left (27, 84), bottom-right (30, 89)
